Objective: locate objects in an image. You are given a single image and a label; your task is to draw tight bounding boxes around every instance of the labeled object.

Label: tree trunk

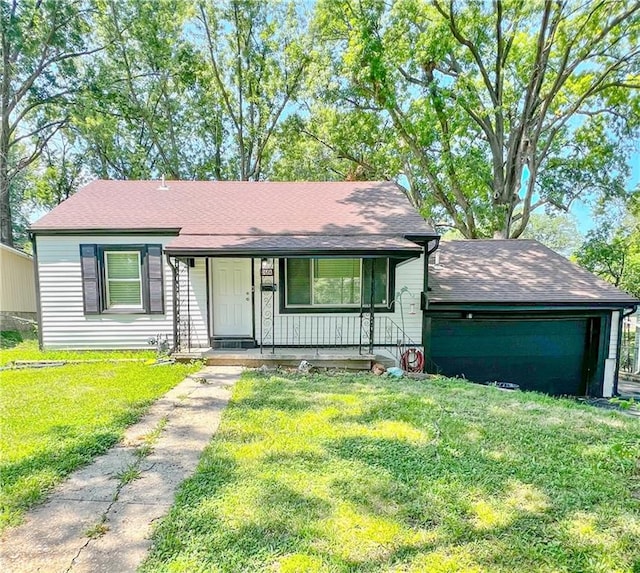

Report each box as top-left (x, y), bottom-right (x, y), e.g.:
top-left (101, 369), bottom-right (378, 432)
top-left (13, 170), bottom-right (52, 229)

top-left (0, 117), bottom-right (13, 247)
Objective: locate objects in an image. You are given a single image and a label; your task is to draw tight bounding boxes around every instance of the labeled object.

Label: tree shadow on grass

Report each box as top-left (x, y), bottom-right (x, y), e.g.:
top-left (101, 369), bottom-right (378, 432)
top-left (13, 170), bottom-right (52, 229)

top-left (146, 456), bottom-right (333, 572)
top-left (144, 373), bottom-right (640, 572)
top-left (325, 432), bottom-right (640, 571)
top-left (0, 429), bottom-right (120, 527)
top-left (231, 374), bottom-right (366, 416)
top-left (0, 330), bottom-right (23, 349)
top-left (233, 394), bottom-right (317, 413)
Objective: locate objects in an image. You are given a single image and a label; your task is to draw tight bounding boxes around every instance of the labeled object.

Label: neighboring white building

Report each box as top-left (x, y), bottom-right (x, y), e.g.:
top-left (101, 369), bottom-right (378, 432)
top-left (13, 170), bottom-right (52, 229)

top-left (0, 243), bottom-right (37, 331)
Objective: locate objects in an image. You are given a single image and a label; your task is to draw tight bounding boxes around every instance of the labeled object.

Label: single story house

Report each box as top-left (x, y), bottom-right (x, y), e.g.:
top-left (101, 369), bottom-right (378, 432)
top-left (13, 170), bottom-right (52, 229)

top-left (29, 180), bottom-right (638, 397)
top-left (0, 242), bottom-right (37, 332)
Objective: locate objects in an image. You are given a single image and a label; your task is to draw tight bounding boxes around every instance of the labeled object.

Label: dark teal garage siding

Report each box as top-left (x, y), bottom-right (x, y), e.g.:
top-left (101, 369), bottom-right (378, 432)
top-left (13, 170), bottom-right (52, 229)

top-left (430, 318), bottom-right (589, 395)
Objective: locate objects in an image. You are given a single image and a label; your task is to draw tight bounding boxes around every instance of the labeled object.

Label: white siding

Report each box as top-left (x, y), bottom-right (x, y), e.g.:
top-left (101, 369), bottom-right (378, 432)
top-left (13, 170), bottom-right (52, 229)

top-left (37, 239), bottom-right (423, 352)
top-left (253, 255), bottom-right (424, 347)
top-left (37, 235), bottom-right (178, 350)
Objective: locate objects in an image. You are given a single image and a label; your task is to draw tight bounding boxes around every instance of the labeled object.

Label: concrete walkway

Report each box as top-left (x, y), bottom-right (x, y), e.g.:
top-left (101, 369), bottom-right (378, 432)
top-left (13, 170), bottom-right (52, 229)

top-left (0, 366), bottom-right (242, 573)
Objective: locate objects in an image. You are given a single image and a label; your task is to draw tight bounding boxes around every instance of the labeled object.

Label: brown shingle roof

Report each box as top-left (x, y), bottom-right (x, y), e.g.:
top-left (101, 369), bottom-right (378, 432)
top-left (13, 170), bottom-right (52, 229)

top-left (429, 239), bottom-right (639, 306)
top-left (165, 234), bottom-right (422, 255)
top-left (30, 180), bottom-right (434, 239)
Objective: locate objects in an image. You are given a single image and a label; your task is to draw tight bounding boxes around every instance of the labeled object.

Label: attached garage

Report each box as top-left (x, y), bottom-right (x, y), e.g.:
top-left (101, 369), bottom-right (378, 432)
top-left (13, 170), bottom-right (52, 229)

top-left (426, 240), bottom-right (638, 397)
top-left (429, 316), bottom-right (603, 396)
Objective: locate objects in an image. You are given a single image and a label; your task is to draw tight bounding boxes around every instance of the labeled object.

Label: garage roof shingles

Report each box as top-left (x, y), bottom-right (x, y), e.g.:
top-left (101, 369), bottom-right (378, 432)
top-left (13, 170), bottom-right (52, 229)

top-left (30, 180), bottom-right (434, 238)
top-left (429, 240), bottom-right (639, 305)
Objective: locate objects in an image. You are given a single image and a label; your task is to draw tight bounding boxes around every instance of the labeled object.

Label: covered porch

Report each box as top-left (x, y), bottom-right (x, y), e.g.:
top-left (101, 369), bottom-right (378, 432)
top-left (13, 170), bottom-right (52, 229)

top-left (164, 232), bottom-right (439, 369)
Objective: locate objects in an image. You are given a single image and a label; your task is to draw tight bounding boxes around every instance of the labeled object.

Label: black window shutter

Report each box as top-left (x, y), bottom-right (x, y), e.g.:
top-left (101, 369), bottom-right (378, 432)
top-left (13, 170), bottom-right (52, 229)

top-left (80, 244), bottom-right (101, 314)
top-left (146, 245), bottom-right (165, 314)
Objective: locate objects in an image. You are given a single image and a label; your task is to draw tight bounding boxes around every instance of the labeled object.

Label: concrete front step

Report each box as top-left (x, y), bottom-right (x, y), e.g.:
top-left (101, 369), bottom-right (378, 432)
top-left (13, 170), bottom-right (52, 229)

top-left (173, 348), bottom-right (384, 370)
top-left (205, 353), bottom-right (377, 370)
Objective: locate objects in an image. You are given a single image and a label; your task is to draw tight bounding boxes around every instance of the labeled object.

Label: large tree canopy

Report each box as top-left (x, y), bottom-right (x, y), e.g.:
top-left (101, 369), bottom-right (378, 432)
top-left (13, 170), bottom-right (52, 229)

top-left (75, 0), bottom-right (315, 181)
top-left (0, 0), bottom-right (94, 246)
top-left (2, 0), bottom-right (317, 246)
top-left (74, 0), bottom-right (198, 180)
top-left (2, 0), bottom-right (639, 249)
top-left (197, 0), bottom-right (315, 180)
top-left (312, 0), bottom-right (640, 237)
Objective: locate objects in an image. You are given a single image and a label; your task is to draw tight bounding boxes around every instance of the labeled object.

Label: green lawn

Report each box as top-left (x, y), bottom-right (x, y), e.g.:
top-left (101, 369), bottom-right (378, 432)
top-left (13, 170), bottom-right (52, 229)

top-left (0, 339), bottom-right (156, 365)
top-left (0, 342), bottom-right (198, 531)
top-left (143, 372), bottom-right (640, 573)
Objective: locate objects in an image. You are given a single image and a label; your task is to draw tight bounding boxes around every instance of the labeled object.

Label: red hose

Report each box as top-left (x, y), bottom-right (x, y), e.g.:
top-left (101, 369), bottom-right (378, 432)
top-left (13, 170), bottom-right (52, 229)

top-left (400, 348), bottom-right (424, 373)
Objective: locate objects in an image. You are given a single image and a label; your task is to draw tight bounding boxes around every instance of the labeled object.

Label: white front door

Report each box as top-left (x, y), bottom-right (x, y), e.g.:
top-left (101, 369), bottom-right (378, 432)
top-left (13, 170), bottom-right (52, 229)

top-left (211, 258), bottom-right (253, 336)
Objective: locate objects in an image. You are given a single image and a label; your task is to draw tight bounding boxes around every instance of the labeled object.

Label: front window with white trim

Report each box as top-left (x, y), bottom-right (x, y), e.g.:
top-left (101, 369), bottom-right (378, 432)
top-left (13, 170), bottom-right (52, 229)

top-left (105, 251), bottom-right (143, 309)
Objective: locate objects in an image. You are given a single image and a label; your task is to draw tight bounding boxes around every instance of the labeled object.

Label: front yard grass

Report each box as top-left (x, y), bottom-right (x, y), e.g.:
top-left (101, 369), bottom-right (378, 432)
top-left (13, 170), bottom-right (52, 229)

top-left (144, 371), bottom-right (640, 573)
top-left (0, 339), bottom-right (155, 365)
top-left (0, 342), bottom-right (198, 531)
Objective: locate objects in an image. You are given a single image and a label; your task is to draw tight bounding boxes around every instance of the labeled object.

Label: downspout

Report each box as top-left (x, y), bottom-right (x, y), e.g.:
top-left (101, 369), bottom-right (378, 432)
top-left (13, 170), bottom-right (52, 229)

top-left (358, 270), bottom-right (364, 355)
top-left (28, 231), bottom-right (44, 350)
top-left (166, 254), bottom-right (179, 352)
top-left (615, 305), bottom-right (638, 396)
top-left (421, 238), bottom-right (441, 372)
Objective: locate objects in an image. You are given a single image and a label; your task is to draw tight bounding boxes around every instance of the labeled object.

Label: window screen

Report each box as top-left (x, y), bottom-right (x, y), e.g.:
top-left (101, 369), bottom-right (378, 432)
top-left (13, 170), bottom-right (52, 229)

top-left (313, 259), bottom-right (361, 305)
top-left (105, 251), bottom-right (142, 308)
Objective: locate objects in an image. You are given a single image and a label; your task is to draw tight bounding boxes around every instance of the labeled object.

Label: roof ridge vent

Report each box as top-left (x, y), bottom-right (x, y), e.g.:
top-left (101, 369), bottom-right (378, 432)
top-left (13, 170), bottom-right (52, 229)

top-left (158, 175), bottom-right (169, 191)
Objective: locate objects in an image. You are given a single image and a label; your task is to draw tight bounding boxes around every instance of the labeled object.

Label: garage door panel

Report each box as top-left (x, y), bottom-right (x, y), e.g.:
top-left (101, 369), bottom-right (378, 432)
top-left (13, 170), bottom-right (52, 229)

top-left (447, 356), bottom-right (581, 394)
top-left (430, 319), bottom-right (588, 395)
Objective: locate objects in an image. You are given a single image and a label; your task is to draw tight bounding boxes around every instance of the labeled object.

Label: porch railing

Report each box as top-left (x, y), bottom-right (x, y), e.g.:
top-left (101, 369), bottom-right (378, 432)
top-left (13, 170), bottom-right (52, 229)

top-left (373, 315), bottom-right (424, 367)
top-left (261, 313), bottom-right (429, 369)
top-left (264, 315), bottom-right (364, 349)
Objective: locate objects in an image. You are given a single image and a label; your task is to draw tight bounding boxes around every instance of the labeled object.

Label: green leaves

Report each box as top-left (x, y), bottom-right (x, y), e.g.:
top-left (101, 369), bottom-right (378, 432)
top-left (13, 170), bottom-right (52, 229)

top-left (310, 0), bottom-right (640, 238)
top-left (4, 0), bottom-right (639, 245)
top-left (71, 0), bottom-right (316, 182)
top-left (575, 202), bottom-right (640, 297)
top-left (1, 0), bottom-right (94, 245)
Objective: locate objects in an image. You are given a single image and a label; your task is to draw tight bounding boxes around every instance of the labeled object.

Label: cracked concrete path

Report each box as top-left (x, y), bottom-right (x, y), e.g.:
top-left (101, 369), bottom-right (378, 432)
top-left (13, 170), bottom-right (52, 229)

top-left (0, 366), bottom-right (242, 573)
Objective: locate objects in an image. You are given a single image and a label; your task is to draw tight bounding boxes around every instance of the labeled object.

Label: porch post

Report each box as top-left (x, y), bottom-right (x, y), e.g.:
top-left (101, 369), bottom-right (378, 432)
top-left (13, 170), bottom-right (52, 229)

top-left (259, 257), bottom-right (276, 354)
top-left (359, 281), bottom-right (364, 355)
top-left (369, 259), bottom-right (375, 354)
top-left (186, 258), bottom-right (191, 352)
top-left (166, 255), bottom-right (180, 352)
